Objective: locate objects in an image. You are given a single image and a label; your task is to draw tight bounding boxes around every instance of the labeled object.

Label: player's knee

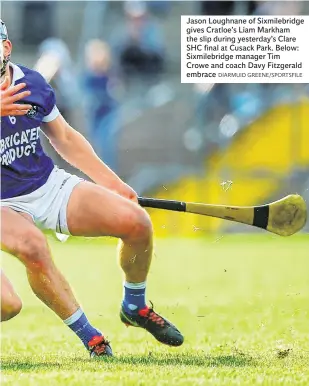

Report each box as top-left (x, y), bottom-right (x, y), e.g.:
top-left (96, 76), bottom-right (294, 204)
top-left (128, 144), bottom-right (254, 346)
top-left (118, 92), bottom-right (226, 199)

top-left (127, 207), bottom-right (153, 241)
top-left (1, 296), bottom-right (22, 322)
top-left (17, 230), bottom-right (51, 270)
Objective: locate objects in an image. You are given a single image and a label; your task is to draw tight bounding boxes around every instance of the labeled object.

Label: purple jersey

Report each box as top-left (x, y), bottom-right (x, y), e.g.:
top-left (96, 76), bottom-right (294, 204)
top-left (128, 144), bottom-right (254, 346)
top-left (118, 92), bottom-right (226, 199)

top-left (1, 63), bottom-right (59, 199)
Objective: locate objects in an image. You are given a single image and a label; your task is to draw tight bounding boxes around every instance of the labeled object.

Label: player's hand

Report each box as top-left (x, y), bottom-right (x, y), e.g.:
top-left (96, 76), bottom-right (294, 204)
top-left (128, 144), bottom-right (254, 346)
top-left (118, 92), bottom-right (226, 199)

top-left (115, 182), bottom-right (138, 203)
top-left (106, 179), bottom-right (138, 203)
top-left (1, 77), bottom-right (32, 117)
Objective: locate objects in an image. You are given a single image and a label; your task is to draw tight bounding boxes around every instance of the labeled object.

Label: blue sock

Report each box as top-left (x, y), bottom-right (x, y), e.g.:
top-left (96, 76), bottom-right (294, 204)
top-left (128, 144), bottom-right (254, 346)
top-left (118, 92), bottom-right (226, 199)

top-left (122, 281), bottom-right (147, 314)
top-left (64, 308), bottom-right (102, 348)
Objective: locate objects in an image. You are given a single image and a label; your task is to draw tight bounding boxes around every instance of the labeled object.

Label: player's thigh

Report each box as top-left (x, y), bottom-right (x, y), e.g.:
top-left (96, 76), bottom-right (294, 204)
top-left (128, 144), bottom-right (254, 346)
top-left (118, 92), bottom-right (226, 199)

top-left (1, 270), bottom-right (22, 321)
top-left (67, 181), bottom-right (152, 238)
top-left (1, 207), bottom-right (50, 266)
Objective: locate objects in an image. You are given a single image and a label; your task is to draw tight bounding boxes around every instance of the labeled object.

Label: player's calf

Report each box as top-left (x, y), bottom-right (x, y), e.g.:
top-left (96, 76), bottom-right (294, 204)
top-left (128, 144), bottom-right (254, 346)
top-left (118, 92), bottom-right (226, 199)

top-left (1, 271), bottom-right (22, 322)
top-left (1, 295), bottom-right (22, 322)
top-left (118, 205), bottom-right (153, 279)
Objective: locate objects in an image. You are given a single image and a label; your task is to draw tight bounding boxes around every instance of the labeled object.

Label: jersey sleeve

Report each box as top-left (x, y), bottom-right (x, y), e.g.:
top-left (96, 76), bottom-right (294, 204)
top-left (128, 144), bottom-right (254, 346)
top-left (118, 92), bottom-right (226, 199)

top-left (41, 79), bottom-right (60, 123)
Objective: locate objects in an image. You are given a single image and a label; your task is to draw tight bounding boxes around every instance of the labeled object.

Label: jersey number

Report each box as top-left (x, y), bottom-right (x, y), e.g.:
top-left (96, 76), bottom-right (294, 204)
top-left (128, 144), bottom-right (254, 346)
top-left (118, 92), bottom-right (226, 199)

top-left (9, 116), bottom-right (16, 124)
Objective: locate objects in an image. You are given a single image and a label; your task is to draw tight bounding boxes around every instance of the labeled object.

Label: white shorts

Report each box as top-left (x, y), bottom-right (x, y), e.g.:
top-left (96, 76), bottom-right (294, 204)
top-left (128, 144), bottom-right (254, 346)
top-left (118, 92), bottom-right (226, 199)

top-left (1, 167), bottom-right (82, 235)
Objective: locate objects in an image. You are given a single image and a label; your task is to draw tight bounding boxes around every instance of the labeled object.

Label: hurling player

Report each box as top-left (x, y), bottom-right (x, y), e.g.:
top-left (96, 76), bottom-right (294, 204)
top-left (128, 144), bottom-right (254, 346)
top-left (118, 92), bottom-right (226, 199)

top-left (0, 19), bottom-right (183, 357)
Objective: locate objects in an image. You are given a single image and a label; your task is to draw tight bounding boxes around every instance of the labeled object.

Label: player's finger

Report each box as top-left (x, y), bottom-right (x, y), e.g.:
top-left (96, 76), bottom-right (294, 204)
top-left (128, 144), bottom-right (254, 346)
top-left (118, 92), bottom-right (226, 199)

top-left (10, 101), bottom-right (32, 109)
top-left (10, 90), bottom-right (31, 102)
top-left (7, 82), bottom-right (28, 94)
top-left (11, 110), bottom-right (30, 116)
top-left (0, 76), bottom-right (10, 90)
top-left (6, 91), bottom-right (31, 104)
top-left (3, 106), bottom-right (30, 115)
top-left (1, 103), bottom-right (30, 113)
top-left (12, 103), bottom-right (32, 111)
top-left (3, 84), bottom-right (30, 99)
top-left (17, 104), bottom-right (32, 111)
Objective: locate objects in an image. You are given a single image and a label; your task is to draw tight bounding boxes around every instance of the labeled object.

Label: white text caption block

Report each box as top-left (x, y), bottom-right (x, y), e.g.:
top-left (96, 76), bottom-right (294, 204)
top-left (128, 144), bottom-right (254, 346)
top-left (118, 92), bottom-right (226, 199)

top-left (181, 16), bottom-right (309, 83)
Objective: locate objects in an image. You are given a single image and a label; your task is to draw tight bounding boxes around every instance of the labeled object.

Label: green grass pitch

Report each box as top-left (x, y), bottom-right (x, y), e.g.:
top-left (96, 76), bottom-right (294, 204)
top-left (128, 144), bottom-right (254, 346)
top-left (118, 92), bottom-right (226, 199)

top-left (1, 235), bottom-right (309, 385)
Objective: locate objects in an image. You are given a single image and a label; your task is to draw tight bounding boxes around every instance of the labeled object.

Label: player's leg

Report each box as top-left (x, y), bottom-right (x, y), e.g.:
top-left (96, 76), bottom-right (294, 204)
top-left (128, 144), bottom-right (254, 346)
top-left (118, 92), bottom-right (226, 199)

top-left (67, 181), bottom-right (184, 346)
top-left (1, 207), bottom-right (80, 318)
top-left (67, 181), bottom-right (153, 282)
top-left (1, 270), bottom-right (22, 322)
top-left (0, 207), bottom-right (111, 356)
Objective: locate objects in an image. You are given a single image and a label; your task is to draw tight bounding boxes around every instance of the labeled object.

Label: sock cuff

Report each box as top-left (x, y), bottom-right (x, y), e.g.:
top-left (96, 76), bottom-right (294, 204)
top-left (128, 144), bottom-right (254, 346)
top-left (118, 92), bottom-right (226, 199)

top-left (124, 281), bottom-right (146, 290)
top-left (63, 308), bottom-right (84, 326)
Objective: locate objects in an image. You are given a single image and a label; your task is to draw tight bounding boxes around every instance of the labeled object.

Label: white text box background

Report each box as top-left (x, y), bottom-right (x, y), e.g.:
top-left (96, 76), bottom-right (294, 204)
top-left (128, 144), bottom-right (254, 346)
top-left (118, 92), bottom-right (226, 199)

top-left (181, 16), bottom-right (309, 83)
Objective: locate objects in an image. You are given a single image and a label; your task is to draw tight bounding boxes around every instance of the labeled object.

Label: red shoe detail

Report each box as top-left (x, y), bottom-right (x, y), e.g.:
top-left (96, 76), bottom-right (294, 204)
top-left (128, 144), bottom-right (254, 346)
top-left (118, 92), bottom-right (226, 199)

top-left (88, 335), bottom-right (105, 348)
top-left (138, 307), bottom-right (150, 317)
top-left (88, 335), bottom-right (111, 356)
top-left (138, 306), bottom-right (165, 326)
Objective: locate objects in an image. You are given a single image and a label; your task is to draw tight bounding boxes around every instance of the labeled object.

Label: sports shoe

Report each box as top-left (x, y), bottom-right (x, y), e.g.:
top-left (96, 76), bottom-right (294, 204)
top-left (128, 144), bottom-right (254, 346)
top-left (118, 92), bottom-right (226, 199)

top-left (88, 335), bottom-right (113, 358)
top-left (120, 302), bottom-right (184, 347)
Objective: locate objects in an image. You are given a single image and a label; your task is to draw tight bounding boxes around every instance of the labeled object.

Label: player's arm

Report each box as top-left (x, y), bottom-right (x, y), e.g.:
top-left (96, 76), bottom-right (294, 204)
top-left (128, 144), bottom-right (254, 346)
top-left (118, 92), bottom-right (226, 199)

top-left (41, 114), bottom-right (137, 201)
top-left (1, 77), bottom-right (32, 117)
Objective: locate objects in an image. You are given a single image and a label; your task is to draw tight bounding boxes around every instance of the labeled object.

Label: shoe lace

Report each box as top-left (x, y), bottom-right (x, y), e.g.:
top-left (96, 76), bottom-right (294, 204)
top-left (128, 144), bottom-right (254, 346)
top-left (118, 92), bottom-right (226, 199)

top-left (139, 301), bottom-right (165, 327)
